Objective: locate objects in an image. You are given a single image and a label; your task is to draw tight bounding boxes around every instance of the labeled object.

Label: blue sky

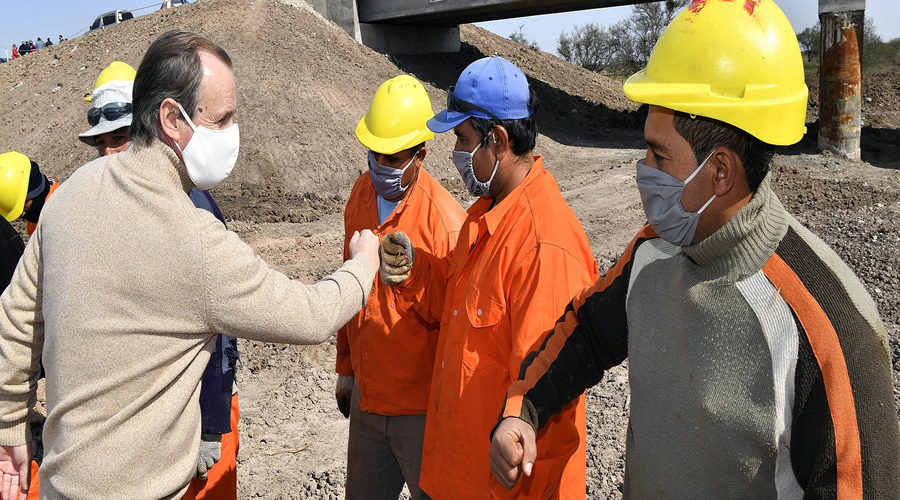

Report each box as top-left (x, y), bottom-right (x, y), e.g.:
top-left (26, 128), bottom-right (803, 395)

top-left (1, 0), bottom-right (897, 59)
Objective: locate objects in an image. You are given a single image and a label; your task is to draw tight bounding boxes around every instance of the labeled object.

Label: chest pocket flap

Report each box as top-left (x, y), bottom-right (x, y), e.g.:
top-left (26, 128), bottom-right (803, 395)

top-left (465, 282), bottom-right (505, 328)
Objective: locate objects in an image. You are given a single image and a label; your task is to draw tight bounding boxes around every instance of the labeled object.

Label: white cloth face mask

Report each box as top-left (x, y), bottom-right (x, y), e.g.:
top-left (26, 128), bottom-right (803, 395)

top-left (175, 102), bottom-right (240, 190)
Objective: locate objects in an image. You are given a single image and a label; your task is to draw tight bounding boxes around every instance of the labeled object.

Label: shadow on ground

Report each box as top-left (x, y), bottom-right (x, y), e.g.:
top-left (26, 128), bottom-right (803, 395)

top-left (781, 122), bottom-right (900, 170)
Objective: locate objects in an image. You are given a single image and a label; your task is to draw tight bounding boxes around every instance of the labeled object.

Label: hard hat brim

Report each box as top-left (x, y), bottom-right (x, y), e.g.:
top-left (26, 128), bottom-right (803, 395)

top-left (355, 116), bottom-right (434, 155)
top-left (79, 115), bottom-right (133, 146)
top-left (426, 109), bottom-right (482, 134)
top-left (624, 70), bottom-right (809, 146)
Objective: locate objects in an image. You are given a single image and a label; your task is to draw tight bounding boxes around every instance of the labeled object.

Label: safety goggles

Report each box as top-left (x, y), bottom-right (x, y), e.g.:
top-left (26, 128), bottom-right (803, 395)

top-left (87, 102), bottom-right (132, 126)
top-left (447, 86), bottom-right (500, 123)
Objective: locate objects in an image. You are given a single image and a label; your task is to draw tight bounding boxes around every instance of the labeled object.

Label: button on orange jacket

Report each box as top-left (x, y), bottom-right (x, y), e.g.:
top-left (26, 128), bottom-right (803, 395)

top-left (402, 157), bottom-right (599, 499)
top-left (337, 166), bottom-right (466, 415)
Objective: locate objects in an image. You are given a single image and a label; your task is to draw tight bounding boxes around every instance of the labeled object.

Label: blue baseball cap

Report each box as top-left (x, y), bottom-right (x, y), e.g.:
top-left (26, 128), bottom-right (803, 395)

top-left (427, 56), bottom-right (532, 133)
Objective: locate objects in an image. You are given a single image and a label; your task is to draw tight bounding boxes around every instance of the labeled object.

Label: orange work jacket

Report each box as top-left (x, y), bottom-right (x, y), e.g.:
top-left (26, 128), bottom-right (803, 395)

top-left (406, 156), bottom-right (599, 499)
top-left (337, 166), bottom-right (466, 415)
top-left (26, 178), bottom-right (60, 236)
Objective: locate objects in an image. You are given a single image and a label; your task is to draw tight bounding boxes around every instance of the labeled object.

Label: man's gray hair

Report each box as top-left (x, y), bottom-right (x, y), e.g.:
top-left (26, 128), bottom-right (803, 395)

top-left (130, 30), bottom-right (233, 149)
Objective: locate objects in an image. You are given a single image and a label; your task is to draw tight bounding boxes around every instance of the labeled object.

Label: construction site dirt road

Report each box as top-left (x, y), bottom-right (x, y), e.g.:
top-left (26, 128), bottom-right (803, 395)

top-left (0, 0), bottom-right (897, 497)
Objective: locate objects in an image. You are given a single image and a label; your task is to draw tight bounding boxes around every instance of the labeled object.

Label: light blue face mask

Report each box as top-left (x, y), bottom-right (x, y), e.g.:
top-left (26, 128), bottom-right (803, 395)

top-left (367, 149), bottom-right (417, 200)
top-left (451, 133), bottom-right (499, 198)
top-left (635, 150), bottom-right (716, 247)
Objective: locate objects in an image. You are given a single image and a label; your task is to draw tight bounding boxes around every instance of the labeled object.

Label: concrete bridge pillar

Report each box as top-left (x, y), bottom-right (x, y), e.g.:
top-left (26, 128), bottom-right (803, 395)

top-left (308, 0), bottom-right (460, 54)
top-left (818, 0), bottom-right (865, 161)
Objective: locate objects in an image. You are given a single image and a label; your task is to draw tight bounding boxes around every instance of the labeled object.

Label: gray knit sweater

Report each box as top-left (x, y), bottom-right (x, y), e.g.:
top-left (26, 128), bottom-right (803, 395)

top-left (0, 140), bottom-right (376, 499)
top-left (502, 175), bottom-right (899, 497)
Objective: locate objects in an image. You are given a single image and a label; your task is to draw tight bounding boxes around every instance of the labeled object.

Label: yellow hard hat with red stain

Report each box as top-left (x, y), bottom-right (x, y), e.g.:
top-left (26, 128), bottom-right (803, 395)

top-left (623, 0), bottom-right (808, 146)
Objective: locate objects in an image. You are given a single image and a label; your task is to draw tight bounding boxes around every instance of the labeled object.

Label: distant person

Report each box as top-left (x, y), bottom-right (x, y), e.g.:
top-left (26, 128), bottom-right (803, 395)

top-left (0, 29), bottom-right (379, 499)
top-left (44, 37), bottom-right (52, 47)
top-left (57, 35), bottom-right (64, 44)
top-left (11, 44), bottom-right (18, 59)
top-left (18, 42), bottom-right (28, 56)
top-left (379, 56), bottom-right (598, 499)
top-left (490, 1), bottom-right (900, 497)
top-left (34, 38), bottom-right (43, 50)
top-left (337, 75), bottom-right (466, 499)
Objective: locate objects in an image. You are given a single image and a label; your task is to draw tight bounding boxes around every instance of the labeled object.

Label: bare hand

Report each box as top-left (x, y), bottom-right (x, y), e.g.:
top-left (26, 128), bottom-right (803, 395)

top-left (379, 231), bottom-right (414, 285)
top-left (490, 418), bottom-right (536, 490)
top-left (0, 443), bottom-right (31, 500)
top-left (335, 375), bottom-right (354, 418)
top-left (349, 229), bottom-right (379, 271)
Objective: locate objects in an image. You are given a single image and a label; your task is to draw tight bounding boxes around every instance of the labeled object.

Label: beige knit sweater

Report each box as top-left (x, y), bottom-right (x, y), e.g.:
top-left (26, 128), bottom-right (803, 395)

top-left (0, 140), bottom-right (376, 499)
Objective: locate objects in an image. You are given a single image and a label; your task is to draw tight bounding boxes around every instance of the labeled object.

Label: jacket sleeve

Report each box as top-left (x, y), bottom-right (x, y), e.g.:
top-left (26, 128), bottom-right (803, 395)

top-left (336, 226), bottom-right (354, 377)
top-left (0, 220), bottom-right (45, 446)
top-left (490, 242), bottom-right (597, 498)
top-left (202, 216), bottom-right (377, 345)
top-left (761, 248), bottom-right (900, 498)
top-left (497, 226), bottom-right (656, 434)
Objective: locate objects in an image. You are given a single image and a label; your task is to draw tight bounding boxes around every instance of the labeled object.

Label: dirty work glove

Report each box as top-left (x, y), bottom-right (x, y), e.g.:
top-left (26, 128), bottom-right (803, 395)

top-left (380, 231), bottom-right (414, 285)
top-left (196, 433), bottom-right (222, 480)
top-left (335, 375), bottom-right (355, 419)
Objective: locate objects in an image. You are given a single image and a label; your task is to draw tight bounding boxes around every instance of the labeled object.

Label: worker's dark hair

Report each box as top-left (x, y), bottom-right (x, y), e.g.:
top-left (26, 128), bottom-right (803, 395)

top-left (130, 30), bottom-right (233, 149)
top-left (672, 112), bottom-right (775, 192)
top-left (468, 87), bottom-right (539, 158)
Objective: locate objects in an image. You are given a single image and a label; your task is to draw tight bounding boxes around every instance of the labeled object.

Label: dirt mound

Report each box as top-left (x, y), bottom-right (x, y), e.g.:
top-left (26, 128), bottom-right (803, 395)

top-left (2, 1), bottom-right (898, 498)
top-left (0, 0), bottom-right (463, 223)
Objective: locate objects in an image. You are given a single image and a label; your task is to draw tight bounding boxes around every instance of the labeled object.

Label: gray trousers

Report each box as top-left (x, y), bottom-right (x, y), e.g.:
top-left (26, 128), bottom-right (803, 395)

top-left (346, 384), bottom-right (431, 500)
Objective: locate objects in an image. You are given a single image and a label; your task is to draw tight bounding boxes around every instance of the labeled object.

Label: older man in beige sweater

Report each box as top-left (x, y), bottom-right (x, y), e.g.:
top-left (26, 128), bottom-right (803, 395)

top-left (0, 30), bottom-right (379, 499)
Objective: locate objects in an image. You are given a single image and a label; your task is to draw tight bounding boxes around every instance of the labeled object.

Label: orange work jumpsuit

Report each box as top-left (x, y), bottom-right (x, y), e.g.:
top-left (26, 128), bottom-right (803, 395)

top-left (338, 167), bottom-right (466, 415)
top-left (404, 157), bottom-right (599, 499)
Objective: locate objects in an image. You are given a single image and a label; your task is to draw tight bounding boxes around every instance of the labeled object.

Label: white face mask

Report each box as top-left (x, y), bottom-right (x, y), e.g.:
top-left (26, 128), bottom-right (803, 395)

top-left (451, 133), bottom-right (499, 198)
top-left (175, 102), bottom-right (240, 190)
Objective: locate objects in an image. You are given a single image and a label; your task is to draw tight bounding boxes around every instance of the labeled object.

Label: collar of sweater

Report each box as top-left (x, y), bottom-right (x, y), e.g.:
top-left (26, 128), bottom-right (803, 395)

top-left (682, 173), bottom-right (789, 281)
top-left (125, 139), bottom-right (195, 194)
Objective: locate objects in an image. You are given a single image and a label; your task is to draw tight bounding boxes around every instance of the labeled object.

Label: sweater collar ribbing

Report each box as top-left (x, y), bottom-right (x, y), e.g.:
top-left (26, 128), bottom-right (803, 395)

top-left (126, 139), bottom-right (195, 194)
top-left (682, 173), bottom-right (788, 281)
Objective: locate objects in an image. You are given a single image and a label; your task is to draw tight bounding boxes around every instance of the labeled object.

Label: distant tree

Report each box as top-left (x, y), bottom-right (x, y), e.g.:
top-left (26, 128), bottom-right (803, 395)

top-left (509, 25), bottom-right (539, 51)
top-left (557, 0), bottom-right (687, 76)
top-left (797, 22), bottom-right (821, 63)
top-left (557, 23), bottom-right (611, 72)
top-left (861, 16), bottom-right (885, 70)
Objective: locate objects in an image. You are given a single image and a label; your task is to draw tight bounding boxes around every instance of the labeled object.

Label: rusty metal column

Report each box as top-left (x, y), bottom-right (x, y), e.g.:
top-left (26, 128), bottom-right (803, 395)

top-left (818, 0), bottom-right (864, 161)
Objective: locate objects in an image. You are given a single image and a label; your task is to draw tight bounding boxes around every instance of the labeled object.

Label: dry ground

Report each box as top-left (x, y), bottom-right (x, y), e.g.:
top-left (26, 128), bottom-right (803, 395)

top-left (0, 0), bottom-right (897, 498)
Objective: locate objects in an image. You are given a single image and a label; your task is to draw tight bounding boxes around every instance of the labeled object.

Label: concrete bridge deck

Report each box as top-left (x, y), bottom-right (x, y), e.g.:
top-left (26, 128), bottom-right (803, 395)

top-left (357, 0), bottom-right (656, 26)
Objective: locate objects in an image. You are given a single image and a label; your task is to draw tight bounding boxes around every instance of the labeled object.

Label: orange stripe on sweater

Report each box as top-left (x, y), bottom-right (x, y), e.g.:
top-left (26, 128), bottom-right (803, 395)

top-left (763, 254), bottom-right (862, 499)
top-left (504, 225), bottom-right (657, 418)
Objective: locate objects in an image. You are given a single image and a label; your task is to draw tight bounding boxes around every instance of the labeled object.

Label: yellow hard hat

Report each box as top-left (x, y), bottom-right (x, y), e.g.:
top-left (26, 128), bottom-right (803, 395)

top-left (623, 0), bottom-right (808, 146)
top-left (356, 75), bottom-right (435, 154)
top-left (84, 61), bottom-right (136, 102)
top-left (0, 152), bottom-right (32, 222)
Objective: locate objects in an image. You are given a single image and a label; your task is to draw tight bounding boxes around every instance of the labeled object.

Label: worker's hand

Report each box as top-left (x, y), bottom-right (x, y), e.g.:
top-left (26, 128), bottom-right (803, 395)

top-left (0, 443), bottom-right (31, 500)
top-left (379, 231), bottom-right (414, 285)
top-left (196, 433), bottom-right (222, 480)
top-left (335, 375), bottom-right (355, 419)
top-left (490, 417), bottom-right (537, 490)
top-left (349, 229), bottom-right (379, 272)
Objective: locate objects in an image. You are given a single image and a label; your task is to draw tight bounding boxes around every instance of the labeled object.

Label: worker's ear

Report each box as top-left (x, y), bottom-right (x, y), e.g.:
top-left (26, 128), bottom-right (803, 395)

top-left (709, 147), bottom-right (743, 197)
top-left (416, 146), bottom-right (427, 165)
top-left (489, 125), bottom-right (510, 163)
top-left (159, 98), bottom-right (183, 146)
